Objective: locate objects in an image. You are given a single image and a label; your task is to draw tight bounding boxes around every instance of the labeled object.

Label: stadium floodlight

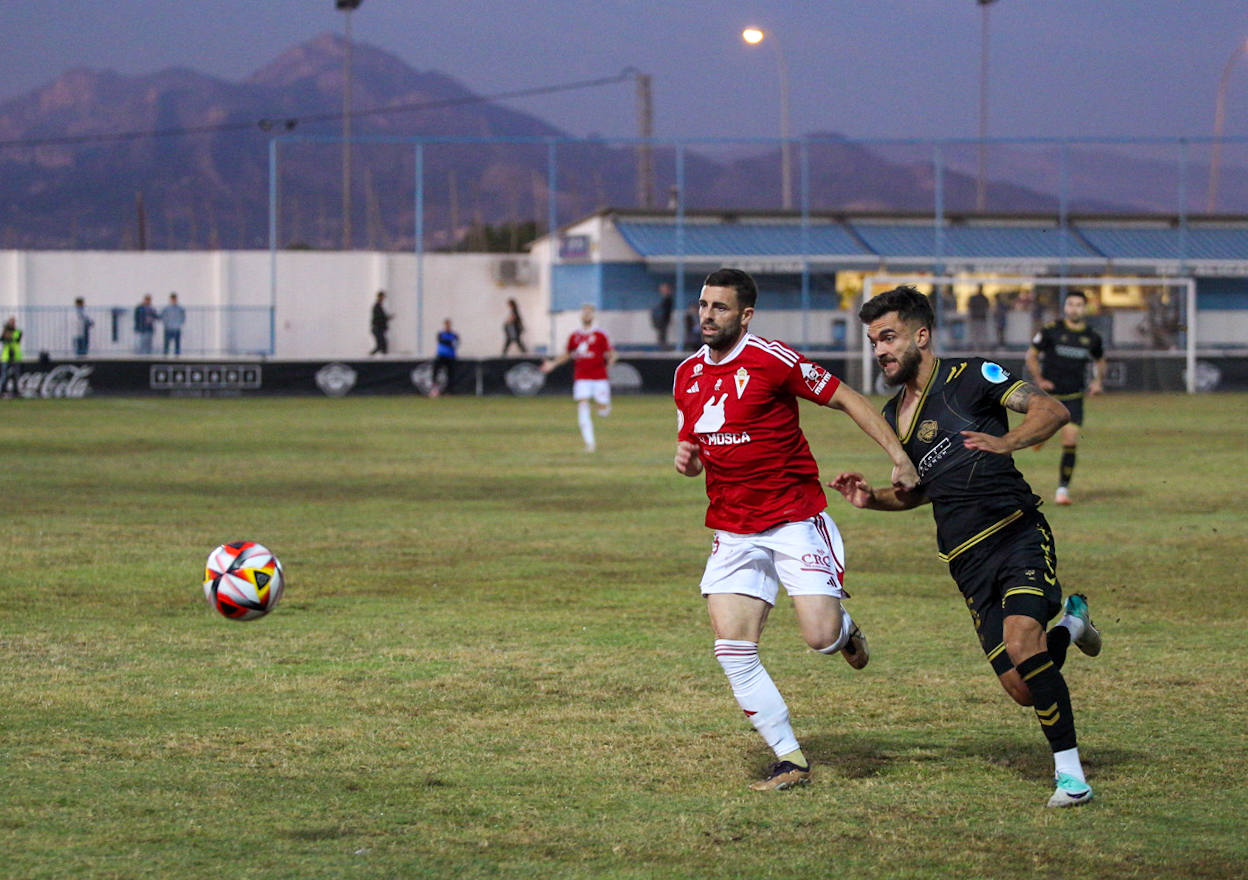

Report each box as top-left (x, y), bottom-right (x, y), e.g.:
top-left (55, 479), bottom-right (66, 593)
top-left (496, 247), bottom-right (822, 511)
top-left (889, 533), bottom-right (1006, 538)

top-left (741, 27), bottom-right (793, 211)
top-left (335, 0), bottom-right (363, 9)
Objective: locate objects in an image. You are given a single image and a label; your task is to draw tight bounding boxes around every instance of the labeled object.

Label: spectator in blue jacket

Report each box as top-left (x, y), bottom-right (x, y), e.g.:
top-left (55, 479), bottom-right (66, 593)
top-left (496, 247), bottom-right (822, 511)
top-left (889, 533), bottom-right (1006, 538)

top-left (432, 319), bottom-right (459, 396)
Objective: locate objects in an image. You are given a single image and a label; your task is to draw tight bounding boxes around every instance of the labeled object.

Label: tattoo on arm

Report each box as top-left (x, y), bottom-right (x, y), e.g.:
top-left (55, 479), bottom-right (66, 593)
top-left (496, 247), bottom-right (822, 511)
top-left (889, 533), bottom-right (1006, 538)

top-left (1003, 381), bottom-right (1041, 415)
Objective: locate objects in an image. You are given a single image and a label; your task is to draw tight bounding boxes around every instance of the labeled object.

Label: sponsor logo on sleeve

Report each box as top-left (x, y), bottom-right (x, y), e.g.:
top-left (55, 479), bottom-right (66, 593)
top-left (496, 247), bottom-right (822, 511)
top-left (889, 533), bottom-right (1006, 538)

top-left (981, 362), bottom-right (1009, 384)
top-left (801, 362), bottom-right (832, 394)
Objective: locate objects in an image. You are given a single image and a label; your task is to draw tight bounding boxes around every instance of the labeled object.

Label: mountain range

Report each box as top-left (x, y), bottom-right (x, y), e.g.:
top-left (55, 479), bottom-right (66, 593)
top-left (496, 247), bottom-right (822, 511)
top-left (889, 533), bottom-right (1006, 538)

top-left (0, 34), bottom-right (1241, 251)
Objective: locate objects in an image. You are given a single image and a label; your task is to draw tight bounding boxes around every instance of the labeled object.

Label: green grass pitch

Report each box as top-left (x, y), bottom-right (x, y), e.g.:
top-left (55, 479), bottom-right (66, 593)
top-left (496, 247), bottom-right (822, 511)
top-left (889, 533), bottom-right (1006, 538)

top-left (0, 392), bottom-right (1244, 879)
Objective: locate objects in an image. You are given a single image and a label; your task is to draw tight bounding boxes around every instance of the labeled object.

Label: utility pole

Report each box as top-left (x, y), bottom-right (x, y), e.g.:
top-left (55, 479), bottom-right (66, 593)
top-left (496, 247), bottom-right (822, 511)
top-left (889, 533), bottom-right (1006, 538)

top-left (635, 72), bottom-right (655, 209)
top-left (337, 0), bottom-right (364, 249)
top-left (976, 0), bottom-right (998, 212)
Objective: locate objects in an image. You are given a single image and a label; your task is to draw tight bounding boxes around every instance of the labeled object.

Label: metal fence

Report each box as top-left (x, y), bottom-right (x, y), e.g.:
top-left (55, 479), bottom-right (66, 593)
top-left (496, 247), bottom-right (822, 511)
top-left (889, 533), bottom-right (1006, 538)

top-left (9, 305), bottom-right (274, 359)
top-left (268, 134), bottom-right (1248, 253)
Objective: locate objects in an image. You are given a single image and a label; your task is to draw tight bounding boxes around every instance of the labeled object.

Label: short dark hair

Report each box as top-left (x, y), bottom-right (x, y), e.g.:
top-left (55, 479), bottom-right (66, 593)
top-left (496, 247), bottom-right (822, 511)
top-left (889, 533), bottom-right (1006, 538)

top-left (703, 268), bottom-right (758, 310)
top-left (859, 285), bottom-right (934, 329)
top-left (1064, 289), bottom-right (1087, 303)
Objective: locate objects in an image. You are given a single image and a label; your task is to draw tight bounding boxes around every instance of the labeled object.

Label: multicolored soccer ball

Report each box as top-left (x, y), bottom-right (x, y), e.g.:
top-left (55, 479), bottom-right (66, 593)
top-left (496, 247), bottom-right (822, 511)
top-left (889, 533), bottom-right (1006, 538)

top-left (203, 542), bottom-right (285, 621)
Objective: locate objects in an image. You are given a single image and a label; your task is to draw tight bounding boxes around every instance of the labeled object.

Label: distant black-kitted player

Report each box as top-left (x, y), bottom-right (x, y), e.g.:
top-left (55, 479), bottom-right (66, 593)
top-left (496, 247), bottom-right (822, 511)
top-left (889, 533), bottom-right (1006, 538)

top-left (831, 285), bottom-right (1103, 809)
top-left (1026, 291), bottom-right (1105, 505)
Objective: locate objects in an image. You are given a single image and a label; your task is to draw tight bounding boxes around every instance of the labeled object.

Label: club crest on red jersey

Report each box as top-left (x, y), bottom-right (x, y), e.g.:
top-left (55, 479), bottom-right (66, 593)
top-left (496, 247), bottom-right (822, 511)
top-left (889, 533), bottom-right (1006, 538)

top-left (734, 367), bottom-right (750, 398)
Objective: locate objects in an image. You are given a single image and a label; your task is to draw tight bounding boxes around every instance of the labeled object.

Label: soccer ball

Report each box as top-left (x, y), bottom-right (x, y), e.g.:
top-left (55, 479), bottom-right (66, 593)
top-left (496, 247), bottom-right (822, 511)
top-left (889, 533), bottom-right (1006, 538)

top-left (203, 541), bottom-right (285, 621)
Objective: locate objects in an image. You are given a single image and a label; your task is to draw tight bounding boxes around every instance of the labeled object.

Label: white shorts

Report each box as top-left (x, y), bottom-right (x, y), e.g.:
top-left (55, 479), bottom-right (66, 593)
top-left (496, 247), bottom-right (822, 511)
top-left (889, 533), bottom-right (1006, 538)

top-left (573, 378), bottom-right (611, 406)
top-left (700, 511), bottom-right (846, 604)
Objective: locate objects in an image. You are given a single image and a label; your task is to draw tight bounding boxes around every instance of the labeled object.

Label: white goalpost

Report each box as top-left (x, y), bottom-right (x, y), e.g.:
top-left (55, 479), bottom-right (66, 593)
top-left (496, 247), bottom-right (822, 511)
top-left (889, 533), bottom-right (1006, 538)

top-left (858, 274), bottom-right (1199, 394)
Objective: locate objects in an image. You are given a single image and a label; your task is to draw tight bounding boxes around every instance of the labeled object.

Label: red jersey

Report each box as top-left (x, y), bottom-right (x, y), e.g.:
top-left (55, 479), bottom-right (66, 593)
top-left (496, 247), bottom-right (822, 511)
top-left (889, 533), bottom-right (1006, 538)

top-left (566, 328), bottom-right (612, 380)
top-left (674, 333), bottom-right (842, 533)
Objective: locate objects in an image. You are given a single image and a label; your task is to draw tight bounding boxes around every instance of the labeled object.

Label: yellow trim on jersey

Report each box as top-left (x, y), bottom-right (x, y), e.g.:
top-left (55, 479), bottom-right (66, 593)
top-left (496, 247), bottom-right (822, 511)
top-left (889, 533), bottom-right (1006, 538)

top-left (937, 509), bottom-right (1024, 563)
top-left (897, 357), bottom-right (942, 444)
top-left (999, 378), bottom-right (1027, 406)
top-left (1004, 586), bottom-right (1047, 600)
top-left (986, 642), bottom-right (1008, 663)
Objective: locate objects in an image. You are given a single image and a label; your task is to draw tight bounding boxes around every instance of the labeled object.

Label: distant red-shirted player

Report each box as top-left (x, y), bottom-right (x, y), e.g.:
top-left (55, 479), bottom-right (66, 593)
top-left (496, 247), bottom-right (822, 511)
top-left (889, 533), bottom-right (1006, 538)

top-left (541, 303), bottom-right (617, 452)
top-left (673, 267), bottom-right (918, 792)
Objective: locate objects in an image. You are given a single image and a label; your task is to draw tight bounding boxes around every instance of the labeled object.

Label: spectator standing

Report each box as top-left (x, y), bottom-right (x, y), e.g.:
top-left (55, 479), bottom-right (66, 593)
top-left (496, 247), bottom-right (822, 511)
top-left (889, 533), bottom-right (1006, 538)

top-left (994, 292), bottom-right (1011, 349)
top-left (650, 282), bottom-right (674, 349)
top-left (432, 319), bottom-right (459, 396)
top-left (370, 291), bottom-right (391, 355)
top-left (161, 293), bottom-right (186, 356)
top-left (133, 294), bottom-right (158, 355)
top-left (73, 297), bottom-right (94, 357)
top-left (968, 288), bottom-right (991, 349)
top-left (683, 300), bottom-right (701, 351)
top-left (502, 298), bottom-right (526, 355)
top-left (1, 316), bottom-right (22, 398)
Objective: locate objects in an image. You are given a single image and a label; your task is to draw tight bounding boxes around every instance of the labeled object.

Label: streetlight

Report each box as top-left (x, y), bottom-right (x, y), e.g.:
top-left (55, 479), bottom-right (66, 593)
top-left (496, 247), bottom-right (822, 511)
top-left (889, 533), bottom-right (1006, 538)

top-left (976, 0), bottom-right (999, 212)
top-left (1208, 37), bottom-right (1248, 213)
top-left (337, 0), bottom-right (364, 249)
top-left (742, 27), bottom-right (793, 211)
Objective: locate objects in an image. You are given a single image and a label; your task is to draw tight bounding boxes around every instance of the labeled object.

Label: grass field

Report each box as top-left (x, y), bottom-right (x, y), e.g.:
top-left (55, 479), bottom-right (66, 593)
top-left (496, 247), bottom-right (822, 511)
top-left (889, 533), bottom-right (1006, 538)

top-left (1, 392), bottom-right (1245, 880)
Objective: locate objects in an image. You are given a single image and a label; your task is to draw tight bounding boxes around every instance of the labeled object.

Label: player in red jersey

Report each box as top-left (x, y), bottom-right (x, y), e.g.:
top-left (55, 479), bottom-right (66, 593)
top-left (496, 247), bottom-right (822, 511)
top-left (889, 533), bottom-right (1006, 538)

top-left (673, 268), bottom-right (919, 791)
top-left (541, 304), bottom-right (617, 452)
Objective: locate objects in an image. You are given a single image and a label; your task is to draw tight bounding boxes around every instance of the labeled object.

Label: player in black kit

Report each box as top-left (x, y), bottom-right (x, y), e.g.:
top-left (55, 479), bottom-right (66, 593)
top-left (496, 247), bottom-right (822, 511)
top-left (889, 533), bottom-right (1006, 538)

top-left (831, 285), bottom-right (1103, 808)
top-left (1026, 290), bottom-right (1105, 505)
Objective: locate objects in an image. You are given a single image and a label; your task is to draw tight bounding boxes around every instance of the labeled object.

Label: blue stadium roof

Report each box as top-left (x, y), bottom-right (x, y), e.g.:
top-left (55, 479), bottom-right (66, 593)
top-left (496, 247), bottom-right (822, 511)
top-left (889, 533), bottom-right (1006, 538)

top-left (1076, 225), bottom-right (1248, 262)
top-left (847, 221), bottom-right (1101, 260)
top-left (606, 213), bottom-right (1248, 266)
top-left (614, 219), bottom-right (873, 258)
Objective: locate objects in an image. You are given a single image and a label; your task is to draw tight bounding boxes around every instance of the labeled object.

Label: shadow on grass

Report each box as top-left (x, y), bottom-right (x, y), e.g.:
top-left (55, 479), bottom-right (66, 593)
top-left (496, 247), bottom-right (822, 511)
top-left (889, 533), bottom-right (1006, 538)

top-left (1050, 486), bottom-right (1141, 504)
top-left (795, 731), bottom-right (1140, 782)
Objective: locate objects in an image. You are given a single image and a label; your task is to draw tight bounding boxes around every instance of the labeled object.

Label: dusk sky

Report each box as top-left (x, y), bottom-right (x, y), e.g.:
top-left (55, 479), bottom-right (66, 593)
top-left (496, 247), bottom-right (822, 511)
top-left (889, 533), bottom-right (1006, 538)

top-left (3, 1), bottom-right (1248, 145)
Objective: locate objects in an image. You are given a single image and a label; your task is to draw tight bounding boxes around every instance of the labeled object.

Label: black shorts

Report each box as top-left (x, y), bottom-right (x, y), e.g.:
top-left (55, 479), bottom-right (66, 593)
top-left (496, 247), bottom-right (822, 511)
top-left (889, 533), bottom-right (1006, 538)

top-left (947, 512), bottom-right (1063, 676)
top-left (1057, 394), bottom-right (1084, 426)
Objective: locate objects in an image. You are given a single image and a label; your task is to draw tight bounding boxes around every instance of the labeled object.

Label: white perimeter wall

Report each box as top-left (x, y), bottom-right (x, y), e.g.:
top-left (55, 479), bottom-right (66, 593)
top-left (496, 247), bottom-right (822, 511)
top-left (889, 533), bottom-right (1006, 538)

top-left (0, 250), bottom-right (550, 360)
top-left (3, 250), bottom-right (1245, 358)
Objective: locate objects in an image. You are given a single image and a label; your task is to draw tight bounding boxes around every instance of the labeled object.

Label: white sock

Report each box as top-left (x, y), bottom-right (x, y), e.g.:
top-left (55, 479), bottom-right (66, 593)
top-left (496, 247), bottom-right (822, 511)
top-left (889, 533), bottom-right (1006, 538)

top-left (1057, 613), bottom-right (1086, 642)
top-left (577, 400), bottom-right (595, 449)
top-left (714, 639), bottom-right (800, 758)
top-left (1053, 747), bottom-right (1086, 783)
top-left (814, 606), bottom-right (855, 655)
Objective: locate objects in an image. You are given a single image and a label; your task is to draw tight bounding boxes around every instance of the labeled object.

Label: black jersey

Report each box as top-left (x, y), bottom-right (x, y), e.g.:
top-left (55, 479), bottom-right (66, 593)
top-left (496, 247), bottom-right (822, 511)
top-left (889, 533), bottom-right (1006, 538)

top-left (1031, 320), bottom-right (1104, 398)
top-left (883, 357), bottom-right (1042, 560)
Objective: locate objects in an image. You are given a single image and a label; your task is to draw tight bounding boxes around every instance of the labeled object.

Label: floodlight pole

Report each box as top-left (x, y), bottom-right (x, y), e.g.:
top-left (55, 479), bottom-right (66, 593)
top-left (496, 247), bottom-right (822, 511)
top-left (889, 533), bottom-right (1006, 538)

top-left (1208, 37), bottom-right (1248, 213)
top-left (976, 0), bottom-right (999, 212)
top-left (742, 27), bottom-right (793, 210)
top-left (338, 0), bottom-right (364, 249)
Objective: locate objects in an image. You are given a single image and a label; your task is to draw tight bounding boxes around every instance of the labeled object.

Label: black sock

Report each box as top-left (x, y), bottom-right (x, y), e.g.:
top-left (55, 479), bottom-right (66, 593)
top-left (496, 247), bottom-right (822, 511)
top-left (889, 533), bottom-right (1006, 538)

top-left (1059, 446), bottom-right (1077, 487)
top-left (1047, 625), bottom-right (1071, 669)
top-left (1016, 652), bottom-right (1077, 753)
